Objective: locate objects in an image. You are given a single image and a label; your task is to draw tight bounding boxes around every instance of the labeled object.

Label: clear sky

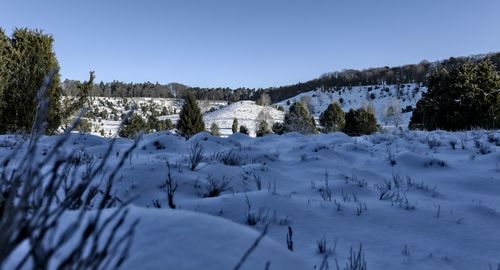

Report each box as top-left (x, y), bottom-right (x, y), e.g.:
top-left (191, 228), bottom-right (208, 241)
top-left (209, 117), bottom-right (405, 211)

top-left (1, 0), bottom-right (499, 88)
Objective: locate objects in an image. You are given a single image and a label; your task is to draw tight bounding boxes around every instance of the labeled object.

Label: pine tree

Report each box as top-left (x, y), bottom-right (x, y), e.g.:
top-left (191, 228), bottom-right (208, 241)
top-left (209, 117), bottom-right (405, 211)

top-left (119, 114), bottom-right (149, 138)
top-left (272, 122), bottom-right (285, 135)
top-left (210, 122), bottom-right (220, 136)
top-left (0, 28), bottom-right (63, 134)
top-left (0, 29), bottom-right (8, 119)
top-left (177, 92), bottom-right (205, 138)
top-left (232, 118), bottom-right (238, 133)
top-left (256, 120), bottom-right (271, 137)
top-left (239, 125), bottom-right (249, 135)
top-left (410, 58), bottom-right (500, 130)
top-left (319, 102), bottom-right (345, 132)
top-left (283, 101), bottom-right (317, 134)
top-left (343, 108), bottom-right (378, 136)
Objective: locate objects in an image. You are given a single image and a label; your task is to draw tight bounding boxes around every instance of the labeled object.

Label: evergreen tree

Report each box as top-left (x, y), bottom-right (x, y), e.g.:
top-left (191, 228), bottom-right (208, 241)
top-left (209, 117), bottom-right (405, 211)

top-left (239, 125), bottom-right (249, 135)
top-left (255, 120), bottom-right (271, 137)
top-left (343, 108), bottom-right (378, 136)
top-left (119, 114), bottom-right (149, 138)
top-left (177, 92), bottom-right (205, 138)
top-left (272, 122), bottom-right (285, 135)
top-left (0, 29), bottom-right (8, 116)
top-left (232, 118), bottom-right (238, 133)
top-left (210, 122), bottom-right (220, 136)
top-left (283, 101), bottom-right (317, 134)
top-left (410, 59), bottom-right (500, 130)
top-left (0, 28), bottom-right (63, 134)
top-left (319, 102), bottom-right (345, 132)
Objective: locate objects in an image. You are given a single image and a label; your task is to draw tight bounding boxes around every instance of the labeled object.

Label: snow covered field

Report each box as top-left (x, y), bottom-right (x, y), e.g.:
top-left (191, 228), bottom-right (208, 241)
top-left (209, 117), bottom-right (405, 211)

top-left (2, 129), bottom-right (498, 269)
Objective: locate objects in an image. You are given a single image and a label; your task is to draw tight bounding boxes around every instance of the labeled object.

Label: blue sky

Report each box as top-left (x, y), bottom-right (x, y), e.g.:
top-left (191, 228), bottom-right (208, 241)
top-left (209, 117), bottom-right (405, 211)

top-left (1, 0), bottom-right (499, 88)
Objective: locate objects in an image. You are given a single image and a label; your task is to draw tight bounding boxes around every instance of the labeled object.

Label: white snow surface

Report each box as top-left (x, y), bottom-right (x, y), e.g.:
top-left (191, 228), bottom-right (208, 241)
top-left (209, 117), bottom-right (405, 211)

top-left (1, 129), bottom-right (499, 269)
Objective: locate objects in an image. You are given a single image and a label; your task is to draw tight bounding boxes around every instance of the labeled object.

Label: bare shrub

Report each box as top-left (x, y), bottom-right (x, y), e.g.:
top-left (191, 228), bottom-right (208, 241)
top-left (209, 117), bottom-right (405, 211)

top-left (165, 162), bottom-right (178, 209)
top-left (344, 244), bottom-right (367, 270)
top-left (188, 142), bottom-right (204, 171)
top-left (0, 73), bottom-right (138, 269)
top-left (204, 175), bottom-right (232, 197)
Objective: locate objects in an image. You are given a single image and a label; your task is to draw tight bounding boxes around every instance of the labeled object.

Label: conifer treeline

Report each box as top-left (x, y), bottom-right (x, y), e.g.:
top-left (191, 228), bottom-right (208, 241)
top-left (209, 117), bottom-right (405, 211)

top-left (62, 53), bottom-right (500, 103)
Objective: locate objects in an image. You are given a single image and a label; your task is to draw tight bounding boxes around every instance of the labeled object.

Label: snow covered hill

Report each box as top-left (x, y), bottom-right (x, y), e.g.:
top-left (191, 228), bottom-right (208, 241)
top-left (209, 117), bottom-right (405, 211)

top-left (203, 101), bottom-right (284, 137)
top-left (275, 83), bottom-right (427, 128)
top-left (68, 83), bottom-right (427, 138)
top-left (73, 97), bottom-right (227, 137)
top-left (3, 129), bottom-right (498, 269)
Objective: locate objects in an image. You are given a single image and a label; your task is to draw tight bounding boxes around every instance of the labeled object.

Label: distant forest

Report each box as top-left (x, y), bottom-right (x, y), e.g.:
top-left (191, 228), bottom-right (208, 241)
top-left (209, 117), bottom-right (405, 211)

top-left (62, 52), bottom-right (500, 103)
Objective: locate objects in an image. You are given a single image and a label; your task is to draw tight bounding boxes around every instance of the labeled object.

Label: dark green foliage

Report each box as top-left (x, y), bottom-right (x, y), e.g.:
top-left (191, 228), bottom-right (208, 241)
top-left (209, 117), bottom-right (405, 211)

top-left (74, 118), bottom-right (93, 133)
top-left (232, 118), bottom-right (238, 133)
top-left (319, 102), bottom-right (345, 132)
top-left (210, 122), bottom-right (220, 136)
top-left (410, 59), bottom-right (500, 130)
top-left (283, 102), bottom-right (317, 134)
top-left (119, 114), bottom-right (149, 138)
top-left (148, 115), bottom-right (172, 132)
top-left (255, 120), bottom-right (271, 137)
top-left (272, 122), bottom-right (285, 135)
top-left (0, 28), bottom-right (62, 134)
top-left (343, 108), bottom-right (378, 136)
top-left (177, 92), bottom-right (205, 138)
top-left (0, 29), bottom-right (8, 117)
top-left (239, 125), bottom-right (249, 135)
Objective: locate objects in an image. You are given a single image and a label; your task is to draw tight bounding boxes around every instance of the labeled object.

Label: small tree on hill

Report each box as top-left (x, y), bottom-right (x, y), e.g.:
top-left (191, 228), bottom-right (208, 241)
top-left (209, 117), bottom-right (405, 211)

top-left (284, 101), bottom-right (317, 134)
top-left (256, 120), bottom-right (271, 137)
top-left (210, 122), bottom-right (220, 136)
top-left (272, 122), bottom-right (285, 135)
top-left (119, 114), bottom-right (149, 138)
top-left (382, 98), bottom-right (402, 127)
top-left (319, 102), bottom-right (345, 132)
top-left (232, 118), bottom-right (238, 133)
top-left (177, 92), bottom-right (205, 138)
top-left (256, 92), bottom-right (272, 106)
top-left (239, 125), bottom-right (249, 135)
top-left (343, 108), bottom-right (378, 136)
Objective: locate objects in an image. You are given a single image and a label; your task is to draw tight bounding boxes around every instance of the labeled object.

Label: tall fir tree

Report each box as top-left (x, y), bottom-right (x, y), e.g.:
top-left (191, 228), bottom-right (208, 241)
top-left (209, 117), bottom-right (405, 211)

top-left (210, 122), bottom-right (220, 136)
top-left (177, 92), bottom-right (205, 138)
top-left (232, 118), bottom-right (238, 133)
top-left (319, 102), bottom-right (345, 132)
top-left (410, 58), bottom-right (500, 130)
top-left (0, 29), bottom-right (8, 119)
top-left (283, 101), bottom-right (317, 134)
top-left (0, 28), bottom-right (62, 134)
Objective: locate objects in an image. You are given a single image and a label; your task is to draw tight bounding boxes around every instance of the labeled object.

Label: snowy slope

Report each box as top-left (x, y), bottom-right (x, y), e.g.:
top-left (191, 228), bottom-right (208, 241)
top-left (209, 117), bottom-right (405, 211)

top-left (203, 101), bottom-right (284, 137)
top-left (3, 129), bottom-right (498, 269)
top-left (70, 97), bottom-right (227, 137)
top-left (275, 84), bottom-right (427, 128)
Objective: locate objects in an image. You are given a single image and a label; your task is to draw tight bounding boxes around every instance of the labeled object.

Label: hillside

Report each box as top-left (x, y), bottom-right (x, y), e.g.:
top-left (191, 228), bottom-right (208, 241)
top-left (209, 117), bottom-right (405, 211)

top-left (203, 101), bottom-right (284, 137)
top-left (275, 83), bottom-right (427, 128)
top-left (76, 97), bottom-right (227, 137)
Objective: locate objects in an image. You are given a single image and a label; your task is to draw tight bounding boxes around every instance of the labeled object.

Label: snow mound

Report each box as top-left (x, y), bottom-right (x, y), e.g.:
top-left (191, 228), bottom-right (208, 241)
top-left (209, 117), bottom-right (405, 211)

top-left (91, 207), bottom-right (307, 270)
